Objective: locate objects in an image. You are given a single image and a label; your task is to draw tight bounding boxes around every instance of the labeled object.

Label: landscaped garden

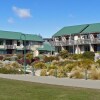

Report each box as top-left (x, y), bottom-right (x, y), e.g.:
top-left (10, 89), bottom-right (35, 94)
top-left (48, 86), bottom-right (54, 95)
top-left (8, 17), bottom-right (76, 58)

top-left (0, 50), bottom-right (100, 80)
top-left (0, 78), bottom-right (100, 100)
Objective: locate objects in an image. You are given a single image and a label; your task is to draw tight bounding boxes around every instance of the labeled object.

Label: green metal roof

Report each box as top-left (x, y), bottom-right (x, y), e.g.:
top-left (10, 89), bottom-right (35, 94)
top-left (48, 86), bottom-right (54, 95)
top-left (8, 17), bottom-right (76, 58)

top-left (37, 42), bottom-right (55, 52)
top-left (0, 30), bottom-right (22, 40)
top-left (0, 30), bottom-right (43, 42)
top-left (53, 24), bottom-right (89, 37)
top-left (82, 23), bottom-right (100, 34)
top-left (25, 34), bottom-right (43, 41)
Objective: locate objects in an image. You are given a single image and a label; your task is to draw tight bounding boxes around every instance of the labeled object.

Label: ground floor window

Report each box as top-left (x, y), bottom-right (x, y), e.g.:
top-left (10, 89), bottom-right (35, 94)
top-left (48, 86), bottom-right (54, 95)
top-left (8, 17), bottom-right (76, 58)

top-left (16, 50), bottom-right (23, 54)
top-left (84, 45), bottom-right (90, 51)
top-left (0, 50), bottom-right (6, 54)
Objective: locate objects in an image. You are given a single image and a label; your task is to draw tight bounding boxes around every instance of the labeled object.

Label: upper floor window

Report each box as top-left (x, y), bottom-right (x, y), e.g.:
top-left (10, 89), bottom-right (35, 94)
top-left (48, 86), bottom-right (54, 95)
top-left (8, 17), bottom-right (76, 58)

top-left (6, 40), bottom-right (12, 45)
top-left (0, 40), bottom-right (3, 45)
top-left (17, 41), bottom-right (20, 46)
top-left (97, 34), bottom-right (100, 39)
top-left (83, 35), bottom-right (89, 39)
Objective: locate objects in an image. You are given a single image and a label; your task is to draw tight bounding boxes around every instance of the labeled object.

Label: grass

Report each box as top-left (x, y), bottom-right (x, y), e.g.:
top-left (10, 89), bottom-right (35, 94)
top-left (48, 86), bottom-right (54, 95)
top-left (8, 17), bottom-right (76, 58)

top-left (0, 78), bottom-right (100, 100)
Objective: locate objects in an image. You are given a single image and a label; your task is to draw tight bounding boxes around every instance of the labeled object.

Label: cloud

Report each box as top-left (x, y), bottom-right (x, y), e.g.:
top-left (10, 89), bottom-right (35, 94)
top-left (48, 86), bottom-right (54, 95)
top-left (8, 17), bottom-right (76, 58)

top-left (8, 17), bottom-right (14, 23)
top-left (12, 6), bottom-right (32, 18)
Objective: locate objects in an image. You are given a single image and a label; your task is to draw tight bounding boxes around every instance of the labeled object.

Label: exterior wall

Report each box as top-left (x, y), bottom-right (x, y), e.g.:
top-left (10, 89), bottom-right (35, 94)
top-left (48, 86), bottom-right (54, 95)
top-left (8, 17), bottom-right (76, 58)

top-left (74, 35), bottom-right (78, 40)
top-left (0, 39), bottom-right (43, 55)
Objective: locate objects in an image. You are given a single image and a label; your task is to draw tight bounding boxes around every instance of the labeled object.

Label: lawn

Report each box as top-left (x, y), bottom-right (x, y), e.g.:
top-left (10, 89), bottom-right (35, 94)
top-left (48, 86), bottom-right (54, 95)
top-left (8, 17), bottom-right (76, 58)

top-left (0, 78), bottom-right (100, 100)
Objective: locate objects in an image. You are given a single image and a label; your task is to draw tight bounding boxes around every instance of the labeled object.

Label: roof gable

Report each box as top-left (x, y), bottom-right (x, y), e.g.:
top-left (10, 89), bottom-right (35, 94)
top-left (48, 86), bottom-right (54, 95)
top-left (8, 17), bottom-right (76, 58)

top-left (0, 30), bottom-right (43, 42)
top-left (82, 23), bottom-right (100, 34)
top-left (53, 24), bottom-right (88, 37)
top-left (37, 42), bottom-right (55, 51)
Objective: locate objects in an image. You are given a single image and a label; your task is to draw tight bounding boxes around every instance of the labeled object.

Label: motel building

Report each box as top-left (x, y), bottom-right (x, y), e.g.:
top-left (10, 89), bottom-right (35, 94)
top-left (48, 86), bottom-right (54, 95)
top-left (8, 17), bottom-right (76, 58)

top-left (51, 23), bottom-right (100, 54)
top-left (0, 30), bottom-right (43, 56)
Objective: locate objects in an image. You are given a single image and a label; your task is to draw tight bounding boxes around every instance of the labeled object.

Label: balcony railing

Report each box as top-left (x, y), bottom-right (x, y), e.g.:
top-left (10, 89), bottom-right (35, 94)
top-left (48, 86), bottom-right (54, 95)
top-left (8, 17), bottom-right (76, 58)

top-left (50, 38), bottom-right (100, 46)
top-left (4, 45), bottom-right (16, 49)
top-left (25, 45), bottom-right (31, 50)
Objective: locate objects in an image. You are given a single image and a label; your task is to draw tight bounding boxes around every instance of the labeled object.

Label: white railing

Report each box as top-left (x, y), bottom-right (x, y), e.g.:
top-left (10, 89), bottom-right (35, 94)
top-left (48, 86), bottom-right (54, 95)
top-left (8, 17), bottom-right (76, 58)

top-left (4, 45), bottom-right (16, 49)
top-left (50, 38), bottom-right (100, 46)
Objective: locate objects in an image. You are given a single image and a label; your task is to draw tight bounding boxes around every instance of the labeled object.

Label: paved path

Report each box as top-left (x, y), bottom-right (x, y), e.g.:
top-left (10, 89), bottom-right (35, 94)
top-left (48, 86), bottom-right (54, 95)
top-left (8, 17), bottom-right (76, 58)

top-left (0, 74), bottom-right (100, 89)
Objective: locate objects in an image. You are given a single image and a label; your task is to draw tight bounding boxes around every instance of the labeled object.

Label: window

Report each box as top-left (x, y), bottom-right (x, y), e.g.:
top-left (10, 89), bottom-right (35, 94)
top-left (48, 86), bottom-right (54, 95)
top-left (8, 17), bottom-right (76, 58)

top-left (0, 40), bottom-right (3, 45)
top-left (97, 34), bottom-right (100, 39)
top-left (17, 41), bottom-right (20, 46)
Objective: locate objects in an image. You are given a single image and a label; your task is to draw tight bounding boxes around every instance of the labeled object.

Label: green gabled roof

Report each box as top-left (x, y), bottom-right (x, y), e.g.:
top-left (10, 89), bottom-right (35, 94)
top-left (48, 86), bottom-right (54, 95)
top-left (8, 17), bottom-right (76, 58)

top-left (82, 23), bottom-right (100, 34)
top-left (0, 30), bottom-right (22, 40)
top-left (53, 24), bottom-right (89, 37)
top-left (25, 34), bottom-right (43, 41)
top-left (0, 30), bottom-right (43, 42)
top-left (37, 42), bottom-right (55, 52)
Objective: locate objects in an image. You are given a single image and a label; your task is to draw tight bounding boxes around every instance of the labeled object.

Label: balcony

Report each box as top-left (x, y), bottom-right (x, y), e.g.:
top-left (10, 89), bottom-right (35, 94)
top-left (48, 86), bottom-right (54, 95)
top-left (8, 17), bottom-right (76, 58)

top-left (50, 38), bottom-right (100, 46)
top-left (4, 45), bottom-right (16, 49)
top-left (25, 45), bottom-right (31, 50)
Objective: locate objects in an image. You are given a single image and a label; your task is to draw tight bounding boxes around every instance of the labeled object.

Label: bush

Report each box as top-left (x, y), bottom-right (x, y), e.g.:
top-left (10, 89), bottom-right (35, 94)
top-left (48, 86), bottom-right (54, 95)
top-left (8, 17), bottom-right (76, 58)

top-left (0, 56), bottom-right (3, 60)
top-left (48, 69), bottom-right (55, 76)
top-left (26, 53), bottom-right (33, 61)
top-left (82, 51), bottom-right (95, 60)
top-left (43, 56), bottom-right (59, 63)
top-left (70, 54), bottom-right (82, 60)
top-left (57, 67), bottom-right (67, 78)
top-left (59, 50), bottom-right (69, 59)
top-left (96, 59), bottom-right (100, 66)
top-left (0, 67), bottom-right (23, 74)
top-left (34, 62), bottom-right (46, 69)
top-left (70, 70), bottom-right (84, 79)
top-left (3, 57), bottom-right (11, 61)
top-left (17, 58), bottom-right (31, 65)
top-left (17, 54), bottom-right (23, 59)
top-left (48, 65), bottom-right (57, 70)
top-left (11, 62), bottom-right (22, 68)
top-left (65, 63), bottom-right (76, 72)
top-left (89, 67), bottom-right (100, 80)
top-left (40, 69), bottom-right (47, 76)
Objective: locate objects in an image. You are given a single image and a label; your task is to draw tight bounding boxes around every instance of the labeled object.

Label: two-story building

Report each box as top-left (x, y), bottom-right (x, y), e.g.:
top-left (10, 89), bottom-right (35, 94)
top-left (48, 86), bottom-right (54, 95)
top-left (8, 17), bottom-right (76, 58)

top-left (51, 23), bottom-right (100, 54)
top-left (0, 30), bottom-right (43, 56)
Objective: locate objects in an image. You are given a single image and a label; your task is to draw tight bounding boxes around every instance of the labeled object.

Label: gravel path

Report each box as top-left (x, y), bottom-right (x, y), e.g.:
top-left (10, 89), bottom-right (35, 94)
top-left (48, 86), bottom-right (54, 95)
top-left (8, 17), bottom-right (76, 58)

top-left (0, 74), bottom-right (100, 89)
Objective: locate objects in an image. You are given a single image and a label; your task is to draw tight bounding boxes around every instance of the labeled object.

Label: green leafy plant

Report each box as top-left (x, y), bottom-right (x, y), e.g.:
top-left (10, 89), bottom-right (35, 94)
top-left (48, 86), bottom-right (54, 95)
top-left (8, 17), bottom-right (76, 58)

top-left (59, 50), bottom-right (69, 59)
top-left (34, 62), bottom-right (46, 69)
top-left (40, 69), bottom-right (47, 76)
top-left (82, 51), bottom-right (95, 60)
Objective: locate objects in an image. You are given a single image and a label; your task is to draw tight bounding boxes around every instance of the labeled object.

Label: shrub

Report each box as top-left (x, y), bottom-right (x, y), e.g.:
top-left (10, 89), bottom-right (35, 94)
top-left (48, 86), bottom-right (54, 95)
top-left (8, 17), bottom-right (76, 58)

top-left (3, 57), bottom-right (11, 61)
top-left (26, 53), bottom-right (33, 61)
top-left (57, 67), bottom-right (67, 78)
top-left (11, 62), bottom-right (22, 68)
top-left (48, 65), bottom-right (57, 70)
top-left (43, 56), bottom-right (59, 63)
top-left (48, 69), bottom-right (55, 76)
top-left (17, 58), bottom-right (31, 65)
top-left (82, 51), bottom-right (95, 60)
top-left (96, 59), bottom-right (100, 66)
top-left (17, 54), bottom-right (23, 59)
top-left (59, 50), bottom-right (69, 59)
top-left (10, 56), bottom-right (18, 61)
top-left (0, 67), bottom-right (23, 74)
top-left (89, 67), bottom-right (100, 80)
top-left (70, 70), bottom-right (84, 79)
top-left (40, 69), bottom-right (47, 76)
top-left (78, 59), bottom-right (93, 70)
top-left (0, 56), bottom-right (3, 60)
top-left (71, 54), bottom-right (82, 60)
top-left (52, 60), bottom-right (73, 67)
top-left (65, 63), bottom-right (76, 72)
top-left (34, 62), bottom-right (46, 69)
